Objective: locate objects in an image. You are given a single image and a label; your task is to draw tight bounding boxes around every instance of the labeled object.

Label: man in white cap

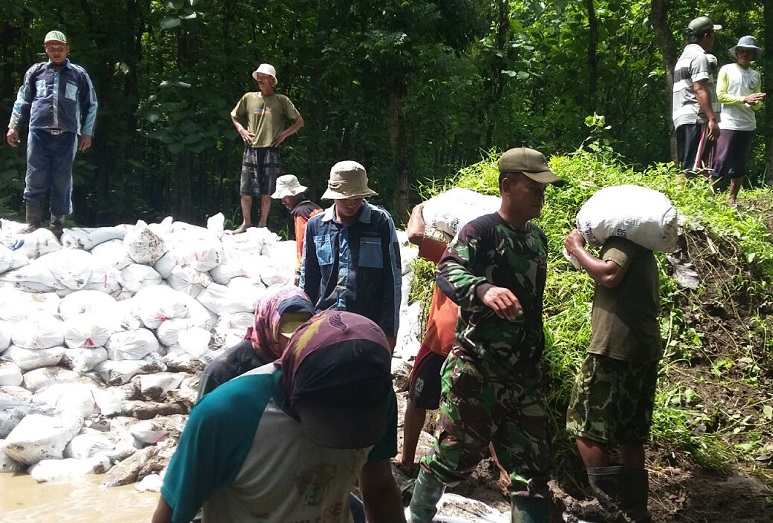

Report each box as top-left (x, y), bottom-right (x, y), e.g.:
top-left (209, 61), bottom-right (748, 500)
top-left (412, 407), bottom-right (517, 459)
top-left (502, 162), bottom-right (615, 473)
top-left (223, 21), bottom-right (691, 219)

top-left (271, 174), bottom-right (322, 284)
top-left (712, 35), bottom-right (766, 206)
top-left (672, 15), bottom-right (722, 175)
top-left (230, 63), bottom-right (304, 232)
top-left (6, 30), bottom-right (98, 238)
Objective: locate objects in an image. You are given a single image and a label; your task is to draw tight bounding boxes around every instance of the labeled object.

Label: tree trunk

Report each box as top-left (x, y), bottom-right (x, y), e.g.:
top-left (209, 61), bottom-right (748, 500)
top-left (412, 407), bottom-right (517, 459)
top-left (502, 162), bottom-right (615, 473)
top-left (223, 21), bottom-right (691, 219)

top-left (387, 75), bottom-right (410, 224)
top-left (584, 0), bottom-right (598, 114)
top-left (650, 0), bottom-right (678, 162)
top-left (174, 26), bottom-right (195, 220)
top-left (765, 2), bottom-right (773, 185)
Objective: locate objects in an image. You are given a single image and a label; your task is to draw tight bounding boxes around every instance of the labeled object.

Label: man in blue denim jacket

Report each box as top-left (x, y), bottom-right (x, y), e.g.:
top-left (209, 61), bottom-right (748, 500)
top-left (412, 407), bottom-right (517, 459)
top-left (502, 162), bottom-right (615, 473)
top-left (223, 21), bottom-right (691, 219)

top-left (6, 30), bottom-right (98, 238)
top-left (300, 160), bottom-right (401, 350)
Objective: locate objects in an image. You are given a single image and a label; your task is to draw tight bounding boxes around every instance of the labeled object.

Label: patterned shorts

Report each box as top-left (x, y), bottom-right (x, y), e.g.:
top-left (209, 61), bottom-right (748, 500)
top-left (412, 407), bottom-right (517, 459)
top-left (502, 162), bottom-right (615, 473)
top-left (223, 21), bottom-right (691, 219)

top-left (566, 353), bottom-right (659, 445)
top-left (240, 147), bottom-right (282, 196)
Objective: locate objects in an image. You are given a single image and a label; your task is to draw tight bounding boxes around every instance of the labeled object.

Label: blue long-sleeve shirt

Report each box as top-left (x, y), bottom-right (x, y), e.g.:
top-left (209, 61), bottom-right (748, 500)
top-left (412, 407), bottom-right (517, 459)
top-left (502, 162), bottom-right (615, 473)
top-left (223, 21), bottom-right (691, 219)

top-left (8, 59), bottom-right (98, 136)
top-left (300, 202), bottom-right (402, 338)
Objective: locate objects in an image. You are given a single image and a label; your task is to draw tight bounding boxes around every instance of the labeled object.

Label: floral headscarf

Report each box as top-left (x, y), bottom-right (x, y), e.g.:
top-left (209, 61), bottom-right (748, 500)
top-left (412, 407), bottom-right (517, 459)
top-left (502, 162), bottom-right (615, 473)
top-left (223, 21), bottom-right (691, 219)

top-left (246, 285), bottom-right (315, 362)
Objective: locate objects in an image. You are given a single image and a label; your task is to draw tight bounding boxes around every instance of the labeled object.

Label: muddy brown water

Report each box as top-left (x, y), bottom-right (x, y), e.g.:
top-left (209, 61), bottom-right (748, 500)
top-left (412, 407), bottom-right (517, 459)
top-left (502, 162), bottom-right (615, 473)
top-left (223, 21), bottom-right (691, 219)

top-left (0, 473), bottom-right (159, 522)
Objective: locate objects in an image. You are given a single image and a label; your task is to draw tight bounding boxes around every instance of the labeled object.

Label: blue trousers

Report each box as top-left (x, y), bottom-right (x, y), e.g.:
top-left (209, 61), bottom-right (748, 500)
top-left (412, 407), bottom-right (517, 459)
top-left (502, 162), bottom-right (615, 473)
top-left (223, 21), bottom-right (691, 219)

top-left (24, 128), bottom-right (77, 216)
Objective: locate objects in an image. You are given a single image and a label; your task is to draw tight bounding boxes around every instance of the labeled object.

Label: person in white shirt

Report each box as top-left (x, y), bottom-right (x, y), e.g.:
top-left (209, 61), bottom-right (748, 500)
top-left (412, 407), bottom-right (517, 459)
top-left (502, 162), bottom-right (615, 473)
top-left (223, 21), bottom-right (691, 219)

top-left (712, 35), bottom-right (766, 206)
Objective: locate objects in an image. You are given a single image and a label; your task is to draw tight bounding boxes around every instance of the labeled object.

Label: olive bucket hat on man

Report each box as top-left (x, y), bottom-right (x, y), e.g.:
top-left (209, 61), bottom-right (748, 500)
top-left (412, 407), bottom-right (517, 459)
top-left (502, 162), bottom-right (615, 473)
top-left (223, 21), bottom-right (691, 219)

top-left (44, 31), bottom-right (67, 44)
top-left (498, 147), bottom-right (565, 186)
top-left (687, 16), bottom-right (721, 36)
top-left (321, 161), bottom-right (378, 200)
top-left (271, 174), bottom-right (308, 199)
top-left (252, 63), bottom-right (277, 84)
top-left (730, 35), bottom-right (763, 58)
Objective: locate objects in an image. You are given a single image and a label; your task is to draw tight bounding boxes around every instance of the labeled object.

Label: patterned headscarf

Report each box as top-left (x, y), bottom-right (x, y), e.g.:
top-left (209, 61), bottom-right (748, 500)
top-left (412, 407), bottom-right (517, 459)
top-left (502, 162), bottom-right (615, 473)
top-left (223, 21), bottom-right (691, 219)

top-left (246, 285), bottom-right (315, 362)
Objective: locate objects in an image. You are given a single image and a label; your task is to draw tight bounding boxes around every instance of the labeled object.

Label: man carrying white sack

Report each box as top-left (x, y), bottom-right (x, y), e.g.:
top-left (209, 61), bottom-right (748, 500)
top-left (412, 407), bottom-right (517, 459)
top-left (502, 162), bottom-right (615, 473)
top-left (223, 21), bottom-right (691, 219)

top-left (562, 230), bottom-right (662, 523)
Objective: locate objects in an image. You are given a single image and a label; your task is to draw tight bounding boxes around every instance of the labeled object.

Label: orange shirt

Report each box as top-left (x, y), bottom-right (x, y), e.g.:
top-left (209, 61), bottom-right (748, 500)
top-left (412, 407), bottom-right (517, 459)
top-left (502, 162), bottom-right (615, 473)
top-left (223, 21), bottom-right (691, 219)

top-left (418, 236), bottom-right (457, 356)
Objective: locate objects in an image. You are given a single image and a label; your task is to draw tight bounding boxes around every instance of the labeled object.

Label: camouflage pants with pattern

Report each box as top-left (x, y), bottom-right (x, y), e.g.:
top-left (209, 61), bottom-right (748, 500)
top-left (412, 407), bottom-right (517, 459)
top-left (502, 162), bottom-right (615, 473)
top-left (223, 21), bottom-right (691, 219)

top-left (566, 353), bottom-right (659, 445)
top-left (421, 350), bottom-right (550, 496)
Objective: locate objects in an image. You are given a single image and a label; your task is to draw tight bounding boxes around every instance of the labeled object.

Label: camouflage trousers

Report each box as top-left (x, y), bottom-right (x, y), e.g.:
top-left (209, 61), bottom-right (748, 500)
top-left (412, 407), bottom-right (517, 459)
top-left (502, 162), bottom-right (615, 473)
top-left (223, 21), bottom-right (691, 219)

top-left (421, 350), bottom-right (550, 496)
top-left (566, 353), bottom-right (659, 445)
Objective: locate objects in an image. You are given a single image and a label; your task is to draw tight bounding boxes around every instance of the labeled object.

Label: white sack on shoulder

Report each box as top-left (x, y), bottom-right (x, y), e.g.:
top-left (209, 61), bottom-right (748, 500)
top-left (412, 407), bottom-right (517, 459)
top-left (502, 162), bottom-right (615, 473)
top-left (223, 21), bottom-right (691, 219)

top-left (106, 328), bottom-right (159, 360)
top-left (11, 315), bottom-right (65, 349)
top-left (575, 185), bottom-right (679, 252)
top-left (421, 188), bottom-right (501, 238)
top-left (4, 411), bottom-right (84, 465)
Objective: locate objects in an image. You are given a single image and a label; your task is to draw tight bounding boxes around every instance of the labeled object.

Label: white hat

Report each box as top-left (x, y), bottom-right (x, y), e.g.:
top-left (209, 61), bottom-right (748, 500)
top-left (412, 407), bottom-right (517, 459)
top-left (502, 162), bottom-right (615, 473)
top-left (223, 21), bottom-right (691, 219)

top-left (730, 35), bottom-right (763, 58)
top-left (252, 63), bottom-right (277, 84)
top-left (321, 161), bottom-right (378, 200)
top-left (271, 174), bottom-right (308, 199)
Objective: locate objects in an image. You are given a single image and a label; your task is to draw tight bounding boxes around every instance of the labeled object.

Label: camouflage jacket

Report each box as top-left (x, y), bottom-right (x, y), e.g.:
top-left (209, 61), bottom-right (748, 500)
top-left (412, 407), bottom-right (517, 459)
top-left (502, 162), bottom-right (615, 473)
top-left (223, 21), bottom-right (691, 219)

top-left (437, 213), bottom-right (548, 373)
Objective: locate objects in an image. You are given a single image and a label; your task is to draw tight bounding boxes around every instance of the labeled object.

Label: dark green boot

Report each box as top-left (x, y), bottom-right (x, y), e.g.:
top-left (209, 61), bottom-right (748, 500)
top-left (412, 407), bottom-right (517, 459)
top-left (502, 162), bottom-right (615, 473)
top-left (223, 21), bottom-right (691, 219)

top-left (50, 215), bottom-right (64, 239)
top-left (511, 494), bottom-right (550, 523)
top-left (586, 465), bottom-right (624, 519)
top-left (408, 469), bottom-right (446, 523)
top-left (622, 468), bottom-right (652, 523)
top-left (20, 201), bottom-right (42, 234)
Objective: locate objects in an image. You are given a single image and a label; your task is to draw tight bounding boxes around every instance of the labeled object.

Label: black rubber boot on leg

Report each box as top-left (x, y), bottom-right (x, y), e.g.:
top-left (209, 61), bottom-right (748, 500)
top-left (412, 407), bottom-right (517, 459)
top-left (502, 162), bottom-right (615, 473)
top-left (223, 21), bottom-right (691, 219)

top-left (622, 468), bottom-right (651, 523)
top-left (511, 494), bottom-right (550, 523)
top-left (20, 201), bottom-right (42, 234)
top-left (408, 468), bottom-right (446, 523)
top-left (586, 466), bottom-right (624, 520)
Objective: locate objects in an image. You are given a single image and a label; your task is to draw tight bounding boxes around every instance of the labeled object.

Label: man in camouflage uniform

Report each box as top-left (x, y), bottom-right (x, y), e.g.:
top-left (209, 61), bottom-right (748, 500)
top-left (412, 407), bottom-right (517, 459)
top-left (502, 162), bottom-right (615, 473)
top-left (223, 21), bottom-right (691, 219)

top-left (409, 147), bottom-right (564, 523)
top-left (562, 231), bottom-right (661, 523)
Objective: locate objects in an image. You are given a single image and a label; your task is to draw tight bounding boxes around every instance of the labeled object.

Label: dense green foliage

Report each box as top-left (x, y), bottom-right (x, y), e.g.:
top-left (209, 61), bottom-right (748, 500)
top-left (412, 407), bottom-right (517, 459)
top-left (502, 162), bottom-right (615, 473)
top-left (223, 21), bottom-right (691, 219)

top-left (411, 144), bottom-right (773, 480)
top-left (0, 1), bottom-right (768, 229)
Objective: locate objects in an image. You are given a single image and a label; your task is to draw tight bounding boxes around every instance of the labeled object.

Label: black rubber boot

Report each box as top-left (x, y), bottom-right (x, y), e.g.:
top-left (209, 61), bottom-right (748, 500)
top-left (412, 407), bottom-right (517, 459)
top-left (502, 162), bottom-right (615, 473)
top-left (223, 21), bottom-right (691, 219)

top-left (622, 468), bottom-right (652, 523)
top-left (586, 465), bottom-right (624, 519)
top-left (20, 201), bottom-right (42, 234)
top-left (408, 468), bottom-right (446, 522)
top-left (50, 215), bottom-right (64, 239)
top-left (511, 494), bottom-right (550, 523)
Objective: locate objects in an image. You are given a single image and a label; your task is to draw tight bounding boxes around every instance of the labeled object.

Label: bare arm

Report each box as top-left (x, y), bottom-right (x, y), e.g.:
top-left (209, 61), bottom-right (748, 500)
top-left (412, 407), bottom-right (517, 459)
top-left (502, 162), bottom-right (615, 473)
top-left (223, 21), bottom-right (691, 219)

top-left (563, 230), bottom-right (626, 288)
top-left (231, 114), bottom-right (254, 144)
top-left (359, 460), bottom-right (406, 523)
top-left (693, 79), bottom-right (719, 140)
top-left (151, 496), bottom-right (173, 523)
top-left (272, 114), bottom-right (304, 147)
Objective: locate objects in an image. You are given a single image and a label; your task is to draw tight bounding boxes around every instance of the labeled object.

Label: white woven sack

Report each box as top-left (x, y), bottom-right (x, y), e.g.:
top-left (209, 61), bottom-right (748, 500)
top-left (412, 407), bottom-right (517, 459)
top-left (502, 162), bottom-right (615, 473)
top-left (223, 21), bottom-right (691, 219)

top-left (0, 361), bottom-right (23, 387)
top-left (62, 347), bottom-right (109, 372)
top-left (64, 316), bottom-right (112, 348)
top-left (90, 238), bottom-right (133, 270)
top-left (124, 220), bottom-right (167, 265)
top-left (60, 225), bottom-right (128, 251)
top-left (12, 315), bottom-right (65, 349)
top-left (0, 260), bottom-right (63, 293)
top-left (121, 263), bottom-right (163, 293)
top-left (575, 185), bottom-right (679, 252)
top-left (3, 344), bottom-right (66, 371)
top-left (0, 289), bottom-right (60, 322)
top-left (168, 265), bottom-right (212, 298)
top-left (59, 290), bottom-right (117, 319)
top-left (421, 188), bottom-right (501, 238)
top-left (0, 243), bottom-right (29, 274)
top-left (4, 411), bottom-right (84, 465)
top-left (38, 249), bottom-right (94, 291)
top-left (106, 328), bottom-right (159, 360)
top-left (0, 227), bottom-right (62, 260)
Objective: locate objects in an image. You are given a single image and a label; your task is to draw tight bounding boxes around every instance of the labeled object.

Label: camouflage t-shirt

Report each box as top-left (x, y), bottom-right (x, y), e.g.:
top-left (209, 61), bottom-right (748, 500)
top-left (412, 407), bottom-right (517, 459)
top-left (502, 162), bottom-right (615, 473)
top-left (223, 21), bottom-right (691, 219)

top-left (436, 213), bottom-right (548, 374)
